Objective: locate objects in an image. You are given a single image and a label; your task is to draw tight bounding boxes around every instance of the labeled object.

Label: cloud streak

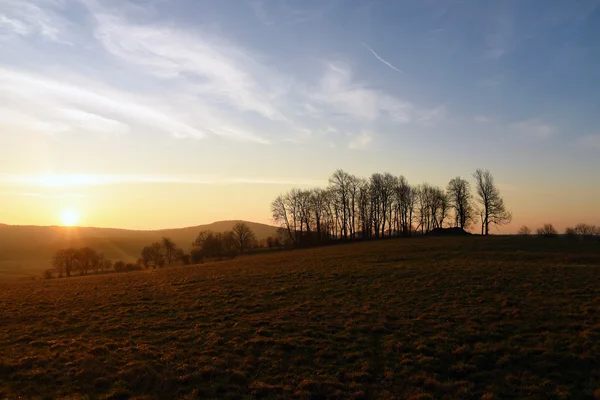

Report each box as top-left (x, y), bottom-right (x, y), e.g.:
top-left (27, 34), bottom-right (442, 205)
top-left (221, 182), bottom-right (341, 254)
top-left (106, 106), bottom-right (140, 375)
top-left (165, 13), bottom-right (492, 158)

top-left (361, 42), bottom-right (403, 73)
top-left (309, 62), bottom-right (441, 125)
top-left (348, 131), bottom-right (373, 150)
top-left (0, 67), bottom-right (211, 139)
top-left (91, 12), bottom-right (285, 122)
top-left (512, 118), bottom-right (555, 139)
top-left (0, 0), bottom-right (71, 43)
top-left (0, 0), bottom-right (446, 150)
top-left (0, 191), bottom-right (86, 199)
top-left (0, 173), bottom-right (327, 187)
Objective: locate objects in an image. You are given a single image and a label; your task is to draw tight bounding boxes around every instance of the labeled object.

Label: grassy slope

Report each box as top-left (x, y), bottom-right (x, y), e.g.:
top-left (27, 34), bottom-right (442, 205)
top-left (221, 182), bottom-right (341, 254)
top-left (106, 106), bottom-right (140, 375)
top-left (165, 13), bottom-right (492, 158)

top-left (0, 236), bottom-right (599, 399)
top-left (0, 220), bottom-right (277, 279)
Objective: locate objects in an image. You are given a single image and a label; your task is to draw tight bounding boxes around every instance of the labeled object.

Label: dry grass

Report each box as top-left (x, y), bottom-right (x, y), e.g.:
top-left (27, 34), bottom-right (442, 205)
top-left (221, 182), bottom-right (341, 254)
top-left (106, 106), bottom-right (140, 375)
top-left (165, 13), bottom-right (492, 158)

top-left (1, 236), bottom-right (599, 399)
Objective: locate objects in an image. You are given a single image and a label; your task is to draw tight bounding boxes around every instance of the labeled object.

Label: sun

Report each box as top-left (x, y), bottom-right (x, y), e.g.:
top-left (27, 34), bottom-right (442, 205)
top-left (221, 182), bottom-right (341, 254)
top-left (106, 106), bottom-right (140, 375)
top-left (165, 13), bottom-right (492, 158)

top-left (60, 209), bottom-right (80, 227)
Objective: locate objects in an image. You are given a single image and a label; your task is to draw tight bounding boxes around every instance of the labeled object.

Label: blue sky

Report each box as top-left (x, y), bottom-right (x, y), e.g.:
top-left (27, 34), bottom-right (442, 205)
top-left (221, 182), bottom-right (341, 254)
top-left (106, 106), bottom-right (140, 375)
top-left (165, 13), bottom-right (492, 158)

top-left (0, 0), bottom-right (599, 230)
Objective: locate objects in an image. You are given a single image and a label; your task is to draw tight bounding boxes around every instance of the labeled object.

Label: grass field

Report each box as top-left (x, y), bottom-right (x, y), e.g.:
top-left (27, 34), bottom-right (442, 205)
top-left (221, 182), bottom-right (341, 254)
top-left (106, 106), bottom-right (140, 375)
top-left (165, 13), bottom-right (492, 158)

top-left (1, 236), bottom-right (599, 399)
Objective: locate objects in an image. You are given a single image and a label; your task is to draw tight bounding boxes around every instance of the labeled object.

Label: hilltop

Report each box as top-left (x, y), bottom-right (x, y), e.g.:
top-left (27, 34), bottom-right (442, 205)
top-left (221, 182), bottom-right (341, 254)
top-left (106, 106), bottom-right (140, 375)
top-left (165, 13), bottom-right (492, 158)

top-left (0, 220), bottom-right (278, 280)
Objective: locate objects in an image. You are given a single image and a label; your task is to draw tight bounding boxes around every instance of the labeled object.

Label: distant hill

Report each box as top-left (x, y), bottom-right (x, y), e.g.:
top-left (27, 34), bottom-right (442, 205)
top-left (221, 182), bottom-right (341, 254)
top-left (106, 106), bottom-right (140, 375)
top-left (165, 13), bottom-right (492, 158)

top-left (0, 220), bottom-right (278, 280)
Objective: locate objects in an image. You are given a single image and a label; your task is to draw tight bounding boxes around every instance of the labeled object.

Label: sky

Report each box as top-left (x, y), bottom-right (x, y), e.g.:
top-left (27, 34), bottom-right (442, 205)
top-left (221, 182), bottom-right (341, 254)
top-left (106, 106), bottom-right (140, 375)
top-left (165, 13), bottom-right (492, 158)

top-left (1, 0), bottom-right (599, 232)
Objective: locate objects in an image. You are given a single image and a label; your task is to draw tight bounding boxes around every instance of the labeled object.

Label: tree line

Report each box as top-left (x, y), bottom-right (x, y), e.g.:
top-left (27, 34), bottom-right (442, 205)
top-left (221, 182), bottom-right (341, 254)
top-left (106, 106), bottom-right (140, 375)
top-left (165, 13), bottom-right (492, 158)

top-left (519, 223), bottom-right (600, 239)
top-left (47, 222), bottom-right (257, 278)
top-left (50, 247), bottom-right (113, 278)
top-left (271, 168), bottom-right (511, 246)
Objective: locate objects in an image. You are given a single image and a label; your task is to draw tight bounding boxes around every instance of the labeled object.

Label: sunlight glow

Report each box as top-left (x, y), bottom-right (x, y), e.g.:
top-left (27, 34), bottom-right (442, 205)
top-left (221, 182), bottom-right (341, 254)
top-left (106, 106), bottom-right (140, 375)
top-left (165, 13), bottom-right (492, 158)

top-left (60, 209), bottom-right (80, 226)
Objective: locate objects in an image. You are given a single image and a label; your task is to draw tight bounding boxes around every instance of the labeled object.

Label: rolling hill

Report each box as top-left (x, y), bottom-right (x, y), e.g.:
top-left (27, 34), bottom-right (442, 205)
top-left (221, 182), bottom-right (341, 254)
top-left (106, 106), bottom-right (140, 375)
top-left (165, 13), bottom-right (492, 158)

top-left (0, 220), bottom-right (278, 280)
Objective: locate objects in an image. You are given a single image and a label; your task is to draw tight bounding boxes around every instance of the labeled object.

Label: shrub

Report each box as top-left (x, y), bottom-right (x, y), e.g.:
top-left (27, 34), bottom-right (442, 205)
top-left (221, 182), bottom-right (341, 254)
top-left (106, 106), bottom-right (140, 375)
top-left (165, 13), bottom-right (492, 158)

top-left (518, 226), bottom-right (532, 236)
top-left (536, 224), bottom-right (558, 238)
top-left (574, 223), bottom-right (599, 239)
top-left (565, 224), bottom-right (600, 240)
top-left (114, 261), bottom-right (126, 273)
top-left (565, 227), bottom-right (577, 239)
top-left (43, 269), bottom-right (53, 279)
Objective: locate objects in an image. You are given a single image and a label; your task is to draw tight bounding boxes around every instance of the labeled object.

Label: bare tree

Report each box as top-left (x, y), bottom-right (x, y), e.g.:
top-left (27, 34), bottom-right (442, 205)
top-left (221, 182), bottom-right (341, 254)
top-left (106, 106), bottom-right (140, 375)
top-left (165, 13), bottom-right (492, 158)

top-left (192, 230), bottom-right (236, 260)
top-left (446, 177), bottom-right (474, 229)
top-left (76, 247), bottom-right (98, 276)
top-left (140, 246), bottom-right (153, 269)
top-left (141, 243), bottom-right (165, 268)
top-left (473, 169), bottom-right (512, 235)
top-left (271, 194), bottom-right (296, 245)
top-left (151, 242), bottom-right (165, 267)
top-left (52, 248), bottom-right (78, 278)
top-left (329, 169), bottom-right (352, 240)
top-left (161, 237), bottom-right (177, 265)
top-left (311, 188), bottom-right (330, 243)
top-left (573, 224), bottom-right (599, 239)
top-left (296, 189), bottom-right (313, 243)
top-left (232, 222), bottom-right (256, 255)
top-left (518, 226), bottom-right (532, 236)
top-left (414, 184), bottom-right (446, 233)
top-left (52, 250), bottom-right (66, 278)
top-left (357, 178), bottom-right (371, 239)
top-left (537, 224), bottom-right (558, 237)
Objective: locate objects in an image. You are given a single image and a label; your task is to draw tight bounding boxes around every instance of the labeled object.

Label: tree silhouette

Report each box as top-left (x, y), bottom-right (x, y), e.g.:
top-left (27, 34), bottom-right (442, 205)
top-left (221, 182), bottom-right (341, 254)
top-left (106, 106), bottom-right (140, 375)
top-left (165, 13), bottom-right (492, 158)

top-left (271, 194), bottom-right (296, 245)
top-left (329, 169), bottom-right (353, 240)
top-left (232, 222), bottom-right (256, 255)
top-left (52, 248), bottom-right (78, 278)
top-left (518, 226), bottom-right (532, 236)
top-left (140, 246), bottom-right (153, 269)
top-left (446, 177), bottom-right (474, 229)
top-left (151, 242), bottom-right (165, 268)
top-left (537, 224), bottom-right (558, 237)
top-left (76, 247), bottom-right (98, 276)
top-left (270, 168), bottom-right (514, 243)
top-left (161, 237), bottom-right (177, 265)
top-left (473, 169), bottom-right (512, 235)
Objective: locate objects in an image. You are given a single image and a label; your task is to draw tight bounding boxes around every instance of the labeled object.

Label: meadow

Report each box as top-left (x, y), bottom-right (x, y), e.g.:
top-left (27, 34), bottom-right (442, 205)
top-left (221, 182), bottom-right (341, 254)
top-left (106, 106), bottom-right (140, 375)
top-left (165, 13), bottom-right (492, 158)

top-left (0, 236), bottom-right (599, 399)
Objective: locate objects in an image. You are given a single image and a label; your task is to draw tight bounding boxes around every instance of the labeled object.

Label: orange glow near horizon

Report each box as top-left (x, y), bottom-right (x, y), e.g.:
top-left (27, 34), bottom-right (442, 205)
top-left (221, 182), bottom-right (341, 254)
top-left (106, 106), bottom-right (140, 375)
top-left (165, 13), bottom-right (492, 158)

top-left (0, 173), bottom-right (599, 234)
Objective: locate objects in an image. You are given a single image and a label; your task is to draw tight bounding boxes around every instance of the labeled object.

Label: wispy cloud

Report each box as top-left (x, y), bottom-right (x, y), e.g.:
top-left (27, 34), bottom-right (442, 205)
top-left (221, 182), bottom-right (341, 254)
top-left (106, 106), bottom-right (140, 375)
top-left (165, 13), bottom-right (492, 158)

top-left (0, 0), bottom-right (446, 150)
top-left (576, 134), bottom-right (600, 150)
top-left (0, 67), bottom-right (209, 139)
top-left (311, 62), bottom-right (414, 122)
top-left (512, 118), bottom-right (556, 139)
top-left (348, 132), bottom-right (373, 150)
top-left (474, 115), bottom-right (493, 123)
top-left (361, 42), bottom-right (403, 73)
top-left (0, 191), bottom-right (85, 199)
top-left (0, 173), bottom-right (326, 187)
top-left (0, 0), bottom-right (70, 43)
top-left (481, 13), bottom-right (514, 61)
top-left (91, 12), bottom-right (285, 122)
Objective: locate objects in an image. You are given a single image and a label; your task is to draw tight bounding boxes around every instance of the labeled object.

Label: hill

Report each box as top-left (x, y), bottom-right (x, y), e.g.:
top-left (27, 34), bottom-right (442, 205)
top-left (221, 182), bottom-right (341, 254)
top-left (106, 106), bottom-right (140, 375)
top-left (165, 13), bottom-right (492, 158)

top-left (0, 220), bottom-right (278, 280)
top-left (0, 236), bottom-right (598, 398)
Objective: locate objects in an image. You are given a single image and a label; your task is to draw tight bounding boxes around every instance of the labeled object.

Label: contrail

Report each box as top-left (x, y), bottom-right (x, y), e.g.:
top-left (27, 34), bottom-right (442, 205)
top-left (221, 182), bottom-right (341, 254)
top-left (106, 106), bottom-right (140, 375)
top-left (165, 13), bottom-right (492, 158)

top-left (361, 42), bottom-right (403, 73)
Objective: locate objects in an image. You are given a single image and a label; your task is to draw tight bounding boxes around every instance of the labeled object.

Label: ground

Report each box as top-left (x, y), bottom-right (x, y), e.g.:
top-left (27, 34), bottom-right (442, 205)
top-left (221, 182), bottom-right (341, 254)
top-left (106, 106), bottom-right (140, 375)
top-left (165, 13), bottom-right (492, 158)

top-left (0, 236), bottom-right (599, 399)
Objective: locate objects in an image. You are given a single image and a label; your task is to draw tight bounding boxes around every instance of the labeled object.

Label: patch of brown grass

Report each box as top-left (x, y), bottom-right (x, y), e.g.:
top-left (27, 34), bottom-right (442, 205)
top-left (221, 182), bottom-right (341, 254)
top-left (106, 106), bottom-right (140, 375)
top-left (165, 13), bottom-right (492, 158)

top-left (0, 236), bottom-right (599, 399)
